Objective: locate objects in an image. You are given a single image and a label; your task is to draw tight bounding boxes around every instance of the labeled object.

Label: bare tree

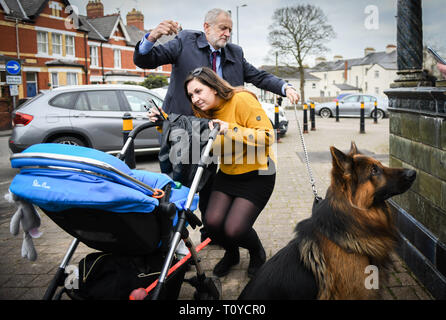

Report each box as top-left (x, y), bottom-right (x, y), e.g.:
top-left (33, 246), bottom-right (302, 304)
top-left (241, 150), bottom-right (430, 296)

top-left (268, 5), bottom-right (335, 103)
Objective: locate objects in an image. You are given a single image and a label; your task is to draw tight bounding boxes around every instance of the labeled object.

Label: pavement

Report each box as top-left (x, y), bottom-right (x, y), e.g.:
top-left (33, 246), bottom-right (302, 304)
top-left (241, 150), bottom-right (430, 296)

top-left (0, 113), bottom-right (434, 300)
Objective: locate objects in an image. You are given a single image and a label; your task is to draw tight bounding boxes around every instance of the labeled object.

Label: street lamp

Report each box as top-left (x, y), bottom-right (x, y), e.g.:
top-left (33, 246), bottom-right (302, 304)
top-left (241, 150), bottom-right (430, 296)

top-left (236, 4), bottom-right (247, 45)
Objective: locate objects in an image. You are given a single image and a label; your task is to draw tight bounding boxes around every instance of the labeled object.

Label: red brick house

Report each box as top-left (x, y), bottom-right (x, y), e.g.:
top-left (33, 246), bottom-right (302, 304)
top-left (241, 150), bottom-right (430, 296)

top-left (0, 0), bottom-right (171, 130)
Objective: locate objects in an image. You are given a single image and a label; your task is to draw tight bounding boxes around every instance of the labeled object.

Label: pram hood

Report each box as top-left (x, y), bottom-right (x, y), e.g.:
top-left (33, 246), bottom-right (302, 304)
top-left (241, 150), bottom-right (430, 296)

top-left (9, 143), bottom-right (198, 214)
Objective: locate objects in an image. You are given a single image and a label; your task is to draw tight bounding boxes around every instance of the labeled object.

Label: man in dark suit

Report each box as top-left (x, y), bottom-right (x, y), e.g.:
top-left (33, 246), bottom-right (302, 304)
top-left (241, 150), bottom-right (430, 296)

top-left (133, 8), bottom-right (299, 254)
top-left (133, 8), bottom-right (300, 115)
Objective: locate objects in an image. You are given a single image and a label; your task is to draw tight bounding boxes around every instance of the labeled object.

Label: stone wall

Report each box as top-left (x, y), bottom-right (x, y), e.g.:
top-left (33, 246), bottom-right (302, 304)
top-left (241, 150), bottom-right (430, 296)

top-left (385, 87), bottom-right (446, 299)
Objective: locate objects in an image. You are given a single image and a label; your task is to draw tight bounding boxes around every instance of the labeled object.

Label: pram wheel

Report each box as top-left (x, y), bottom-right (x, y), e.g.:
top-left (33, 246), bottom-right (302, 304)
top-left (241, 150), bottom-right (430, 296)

top-left (187, 275), bottom-right (221, 300)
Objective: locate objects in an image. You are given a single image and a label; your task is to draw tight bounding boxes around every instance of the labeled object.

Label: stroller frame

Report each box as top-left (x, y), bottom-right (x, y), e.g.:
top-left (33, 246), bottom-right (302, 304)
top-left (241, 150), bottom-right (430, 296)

top-left (11, 120), bottom-right (221, 300)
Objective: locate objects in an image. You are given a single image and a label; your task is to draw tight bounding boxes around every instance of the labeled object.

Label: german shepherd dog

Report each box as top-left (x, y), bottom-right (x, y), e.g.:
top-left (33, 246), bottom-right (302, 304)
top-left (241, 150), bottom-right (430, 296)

top-left (239, 142), bottom-right (416, 300)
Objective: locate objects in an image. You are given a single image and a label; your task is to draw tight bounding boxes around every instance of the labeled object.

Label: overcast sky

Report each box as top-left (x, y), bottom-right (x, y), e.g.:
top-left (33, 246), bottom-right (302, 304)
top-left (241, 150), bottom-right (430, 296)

top-left (69, 0), bottom-right (446, 68)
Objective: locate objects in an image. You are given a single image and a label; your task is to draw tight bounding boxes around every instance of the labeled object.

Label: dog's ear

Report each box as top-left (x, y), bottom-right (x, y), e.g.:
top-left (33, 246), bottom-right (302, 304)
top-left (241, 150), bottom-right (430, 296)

top-left (330, 146), bottom-right (352, 174)
top-left (349, 141), bottom-right (359, 155)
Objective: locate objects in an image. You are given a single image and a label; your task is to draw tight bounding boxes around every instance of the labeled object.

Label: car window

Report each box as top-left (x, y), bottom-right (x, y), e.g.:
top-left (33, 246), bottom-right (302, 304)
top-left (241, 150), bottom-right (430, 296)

top-left (123, 90), bottom-right (163, 112)
top-left (49, 92), bottom-right (78, 109)
top-left (343, 95), bottom-right (359, 103)
top-left (85, 91), bottom-right (121, 111)
top-left (74, 93), bottom-right (89, 111)
top-left (362, 95), bottom-right (375, 103)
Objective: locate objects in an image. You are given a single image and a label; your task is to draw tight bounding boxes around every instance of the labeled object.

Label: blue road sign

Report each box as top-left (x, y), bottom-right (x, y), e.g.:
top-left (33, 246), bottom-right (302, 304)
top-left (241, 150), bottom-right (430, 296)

top-left (6, 60), bottom-right (21, 75)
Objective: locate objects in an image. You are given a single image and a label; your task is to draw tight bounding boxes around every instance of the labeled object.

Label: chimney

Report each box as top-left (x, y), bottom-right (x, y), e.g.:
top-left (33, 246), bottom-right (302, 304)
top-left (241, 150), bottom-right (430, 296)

top-left (87, 0), bottom-right (104, 19)
top-left (385, 44), bottom-right (396, 54)
top-left (364, 47), bottom-right (375, 56)
top-left (315, 57), bottom-right (326, 65)
top-left (126, 8), bottom-right (144, 30)
top-left (333, 55), bottom-right (343, 61)
top-left (344, 61), bottom-right (348, 81)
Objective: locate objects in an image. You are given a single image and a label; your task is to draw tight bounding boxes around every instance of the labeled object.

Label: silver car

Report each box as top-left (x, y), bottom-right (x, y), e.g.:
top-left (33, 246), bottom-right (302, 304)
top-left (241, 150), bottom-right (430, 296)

top-left (9, 84), bottom-right (163, 154)
top-left (314, 94), bottom-right (389, 119)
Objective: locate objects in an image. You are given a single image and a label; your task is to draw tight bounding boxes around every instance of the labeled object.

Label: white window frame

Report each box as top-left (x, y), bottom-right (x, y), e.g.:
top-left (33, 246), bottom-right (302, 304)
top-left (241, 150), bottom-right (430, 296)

top-left (374, 70), bottom-right (380, 78)
top-left (90, 46), bottom-right (98, 67)
top-left (52, 33), bottom-right (62, 56)
top-left (51, 73), bottom-right (59, 88)
top-left (114, 49), bottom-right (121, 69)
top-left (66, 72), bottom-right (78, 86)
top-left (65, 35), bottom-right (75, 57)
top-left (37, 31), bottom-right (48, 54)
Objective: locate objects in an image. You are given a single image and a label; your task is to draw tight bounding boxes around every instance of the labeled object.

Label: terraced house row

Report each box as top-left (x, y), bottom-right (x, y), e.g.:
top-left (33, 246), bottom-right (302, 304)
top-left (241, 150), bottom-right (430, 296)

top-left (0, 0), bottom-right (171, 129)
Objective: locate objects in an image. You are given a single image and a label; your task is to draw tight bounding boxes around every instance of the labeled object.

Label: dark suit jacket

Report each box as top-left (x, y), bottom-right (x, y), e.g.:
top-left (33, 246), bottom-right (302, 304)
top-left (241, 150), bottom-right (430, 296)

top-left (134, 29), bottom-right (286, 115)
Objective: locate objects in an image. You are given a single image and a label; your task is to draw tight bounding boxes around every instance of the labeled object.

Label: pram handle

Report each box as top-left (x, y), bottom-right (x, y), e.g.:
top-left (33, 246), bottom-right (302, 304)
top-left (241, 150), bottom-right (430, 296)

top-left (130, 119), bottom-right (164, 139)
top-left (117, 120), bottom-right (164, 161)
top-left (209, 122), bottom-right (220, 140)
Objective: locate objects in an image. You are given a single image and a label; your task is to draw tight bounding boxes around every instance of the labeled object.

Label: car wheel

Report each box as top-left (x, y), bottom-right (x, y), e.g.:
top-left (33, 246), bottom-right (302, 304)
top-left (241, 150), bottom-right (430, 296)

top-left (319, 108), bottom-right (332, 118)
top-left (371, 109), bottom-right (384, 119)
top-left (51, 136), bottom-right (85, 146)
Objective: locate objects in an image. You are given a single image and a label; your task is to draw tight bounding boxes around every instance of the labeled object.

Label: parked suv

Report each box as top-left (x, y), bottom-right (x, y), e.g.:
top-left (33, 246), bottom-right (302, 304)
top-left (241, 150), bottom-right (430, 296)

top-left (9, 85), bottom-right (163, 154)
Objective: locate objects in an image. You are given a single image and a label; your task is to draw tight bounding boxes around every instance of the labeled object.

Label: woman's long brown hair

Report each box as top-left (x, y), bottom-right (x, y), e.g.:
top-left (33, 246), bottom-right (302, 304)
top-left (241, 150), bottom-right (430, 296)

top-left (184, 67), bottom-right (257, 118)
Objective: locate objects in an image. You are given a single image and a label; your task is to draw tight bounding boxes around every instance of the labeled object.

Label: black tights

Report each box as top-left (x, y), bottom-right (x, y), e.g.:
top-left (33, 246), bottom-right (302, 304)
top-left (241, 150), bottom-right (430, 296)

top-left (204, 191), bottom-right (263, 252)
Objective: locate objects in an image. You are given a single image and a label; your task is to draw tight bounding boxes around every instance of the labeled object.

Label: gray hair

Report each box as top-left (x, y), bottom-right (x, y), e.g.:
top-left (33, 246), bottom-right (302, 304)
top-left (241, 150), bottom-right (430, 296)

top-left (204, 8), bottom-right (231, 25)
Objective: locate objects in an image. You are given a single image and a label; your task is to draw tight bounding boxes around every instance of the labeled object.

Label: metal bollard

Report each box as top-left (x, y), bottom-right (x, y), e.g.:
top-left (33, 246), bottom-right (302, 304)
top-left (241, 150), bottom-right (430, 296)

top-left (373, 100), bottom-right (378, 124)
top-left (310, 101), bottom-right (316, 131)
top-left (303, 103), bottom-right (309, 134)
top-left (335, 100), bottom-right (340, 122)
top-left (274, 104), bottom-right (281, 142)
top-left (122, 112), bottom-right (136, 169)
top-left (360, 100), bottom-right (365, 134)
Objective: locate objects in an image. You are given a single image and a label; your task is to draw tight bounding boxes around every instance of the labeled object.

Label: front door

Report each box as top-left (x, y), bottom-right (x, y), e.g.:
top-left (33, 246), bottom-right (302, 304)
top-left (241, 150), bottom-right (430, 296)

top-left (26, 72), bottom-right (38, 97)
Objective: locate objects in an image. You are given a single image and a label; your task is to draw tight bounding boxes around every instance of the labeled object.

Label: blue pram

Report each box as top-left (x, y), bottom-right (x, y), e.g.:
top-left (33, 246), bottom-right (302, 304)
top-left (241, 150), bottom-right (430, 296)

top-left (8, 121), bottom-right (221, 300)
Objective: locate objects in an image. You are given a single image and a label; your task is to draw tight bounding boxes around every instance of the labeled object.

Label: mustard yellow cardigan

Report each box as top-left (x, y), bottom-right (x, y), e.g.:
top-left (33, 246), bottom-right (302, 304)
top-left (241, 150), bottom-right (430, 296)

top-left (211, 91), bottom-right (276, 175)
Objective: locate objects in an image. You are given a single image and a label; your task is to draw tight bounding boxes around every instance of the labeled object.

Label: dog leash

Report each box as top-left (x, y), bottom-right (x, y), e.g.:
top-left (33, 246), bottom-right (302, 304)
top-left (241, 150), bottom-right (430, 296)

top-left (293, 103), bottom-right (322, 202)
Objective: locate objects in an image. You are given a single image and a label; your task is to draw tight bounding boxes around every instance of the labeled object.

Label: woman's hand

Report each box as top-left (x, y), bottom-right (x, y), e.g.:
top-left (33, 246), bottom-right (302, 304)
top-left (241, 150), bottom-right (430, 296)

top-left (147, 107), bottom-right (161, 122)
top-left (209, 119), bottom-right (229, 135)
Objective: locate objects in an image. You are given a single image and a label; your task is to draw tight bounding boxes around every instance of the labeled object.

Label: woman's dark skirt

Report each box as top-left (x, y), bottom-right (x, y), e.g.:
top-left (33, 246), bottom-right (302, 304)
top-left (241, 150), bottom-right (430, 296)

top-left (212, 162), bottom-right (276, 210)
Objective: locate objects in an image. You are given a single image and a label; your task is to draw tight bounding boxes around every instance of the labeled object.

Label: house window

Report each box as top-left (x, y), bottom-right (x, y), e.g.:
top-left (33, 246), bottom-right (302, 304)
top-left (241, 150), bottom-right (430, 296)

top-left (374, 70), bottom-right (379, 78)
top-left (66, 73), bottom-right (78, 86)
top-left (52, 33), bottom-right (62, 55)
top-left (375, 87), bottom-right (379, 94)
top-left (65, 35), bottom-right (75, 56)
top-left (90, 46), bottom-right (98, 66)
top-left (312, 83), bottom-right (316, 89)
top-left (114, 49), bottom-right (121, 69)
top-left (51, 73), bottom-right (59, 88)
top-left (49, 1), bottom-right (62, 17)
top-left (37, 31), bottom-right (48, 54)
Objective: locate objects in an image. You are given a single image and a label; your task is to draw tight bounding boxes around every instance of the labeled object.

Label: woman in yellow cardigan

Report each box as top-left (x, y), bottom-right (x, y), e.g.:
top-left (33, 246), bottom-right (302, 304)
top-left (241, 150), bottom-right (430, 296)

top-left (184, 67), bottom-right (276, 278)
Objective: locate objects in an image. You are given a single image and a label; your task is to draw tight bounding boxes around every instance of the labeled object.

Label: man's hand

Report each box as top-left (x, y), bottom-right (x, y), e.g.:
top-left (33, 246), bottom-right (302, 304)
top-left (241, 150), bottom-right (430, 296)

top-left (147, 20), bottom-right (179, 43)
top-left (285, 86), bottom-right (300, 104)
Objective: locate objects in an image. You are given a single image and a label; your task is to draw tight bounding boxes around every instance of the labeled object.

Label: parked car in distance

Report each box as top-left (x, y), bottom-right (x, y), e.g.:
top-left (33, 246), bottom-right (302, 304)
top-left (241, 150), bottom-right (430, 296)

top-left (9, 84), bottom-right (163, 154)
top-left (260, 101), bottom-right (288, 137)
top-left (333, 93), bottom-right (351, 102)
top-left (314, 93), bottom-right (389, 119)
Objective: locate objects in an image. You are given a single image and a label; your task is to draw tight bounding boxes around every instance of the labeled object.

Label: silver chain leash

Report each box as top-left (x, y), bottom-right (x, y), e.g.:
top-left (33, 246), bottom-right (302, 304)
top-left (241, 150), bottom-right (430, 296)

top-left (293, 103), bottom-right (320, 200)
